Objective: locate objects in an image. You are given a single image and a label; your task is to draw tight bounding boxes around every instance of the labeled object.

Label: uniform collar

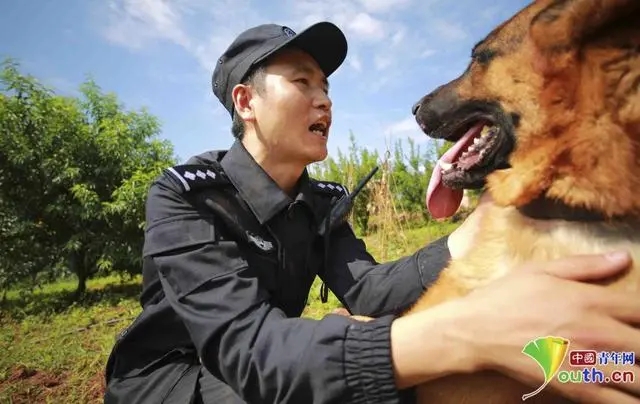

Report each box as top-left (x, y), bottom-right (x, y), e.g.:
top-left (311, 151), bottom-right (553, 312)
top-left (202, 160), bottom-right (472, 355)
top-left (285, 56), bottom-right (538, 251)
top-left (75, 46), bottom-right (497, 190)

top-left (220, 140), bottom-right (318, 225)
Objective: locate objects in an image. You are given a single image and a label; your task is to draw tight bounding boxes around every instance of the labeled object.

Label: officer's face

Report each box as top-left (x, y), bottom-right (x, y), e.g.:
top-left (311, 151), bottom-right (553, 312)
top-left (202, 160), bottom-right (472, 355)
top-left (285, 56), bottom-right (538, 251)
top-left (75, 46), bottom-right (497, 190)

top-left (244, 48), bottom-right (333, 167)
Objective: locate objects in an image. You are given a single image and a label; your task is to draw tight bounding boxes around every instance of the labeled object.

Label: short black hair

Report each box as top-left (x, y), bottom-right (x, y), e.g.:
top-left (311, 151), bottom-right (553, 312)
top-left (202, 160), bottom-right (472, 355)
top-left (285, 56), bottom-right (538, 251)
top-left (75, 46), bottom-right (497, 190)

top-left (230, 65), bottom-right (266, 140)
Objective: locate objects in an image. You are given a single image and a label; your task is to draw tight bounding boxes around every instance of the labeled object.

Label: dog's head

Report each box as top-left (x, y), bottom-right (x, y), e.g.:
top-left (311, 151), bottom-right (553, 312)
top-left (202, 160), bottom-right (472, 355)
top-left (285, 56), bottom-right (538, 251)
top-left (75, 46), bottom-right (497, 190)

top-left (413, 0), bottom-right (640, 220)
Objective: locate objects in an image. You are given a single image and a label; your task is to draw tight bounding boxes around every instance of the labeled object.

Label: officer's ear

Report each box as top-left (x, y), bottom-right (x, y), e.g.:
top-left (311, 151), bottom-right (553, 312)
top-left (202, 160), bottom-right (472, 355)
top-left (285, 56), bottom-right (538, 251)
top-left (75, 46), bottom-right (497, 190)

top-left (231, 84), bottom-right (256, 123)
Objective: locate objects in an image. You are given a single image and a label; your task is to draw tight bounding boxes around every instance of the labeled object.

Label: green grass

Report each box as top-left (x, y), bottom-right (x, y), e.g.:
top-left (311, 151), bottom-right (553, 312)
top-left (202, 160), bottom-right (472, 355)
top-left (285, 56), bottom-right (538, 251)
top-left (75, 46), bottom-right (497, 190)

top-left (0, 275), bottom-right (141, 403)
top-left (0, 222), bottom-right (458, 403)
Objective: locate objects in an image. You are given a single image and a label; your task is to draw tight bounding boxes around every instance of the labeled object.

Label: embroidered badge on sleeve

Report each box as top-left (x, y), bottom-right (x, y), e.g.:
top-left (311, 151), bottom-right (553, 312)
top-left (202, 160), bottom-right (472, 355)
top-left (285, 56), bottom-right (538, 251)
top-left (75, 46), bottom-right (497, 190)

top-left (165, 164), bottom-right (229, 193)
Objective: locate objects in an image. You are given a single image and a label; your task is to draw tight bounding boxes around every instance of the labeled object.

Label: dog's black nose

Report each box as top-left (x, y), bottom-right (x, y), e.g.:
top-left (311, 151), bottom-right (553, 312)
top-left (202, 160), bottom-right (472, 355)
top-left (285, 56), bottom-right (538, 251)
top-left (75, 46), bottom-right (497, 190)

top-left (411, 101), bottom-right (420, 115)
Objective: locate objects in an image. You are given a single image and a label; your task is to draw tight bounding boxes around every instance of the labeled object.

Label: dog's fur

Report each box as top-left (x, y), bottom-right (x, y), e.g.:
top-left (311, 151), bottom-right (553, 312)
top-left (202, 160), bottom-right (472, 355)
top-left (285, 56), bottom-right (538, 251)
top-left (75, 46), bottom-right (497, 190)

top-left (406, 0), bottom-right (640, 403)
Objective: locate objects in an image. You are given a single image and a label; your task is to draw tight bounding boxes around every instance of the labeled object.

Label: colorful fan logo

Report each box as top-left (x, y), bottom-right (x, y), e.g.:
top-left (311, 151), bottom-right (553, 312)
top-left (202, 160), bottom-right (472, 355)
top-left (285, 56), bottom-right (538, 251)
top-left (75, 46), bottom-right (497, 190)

top-left (521, 336), bottom-right (570, 401)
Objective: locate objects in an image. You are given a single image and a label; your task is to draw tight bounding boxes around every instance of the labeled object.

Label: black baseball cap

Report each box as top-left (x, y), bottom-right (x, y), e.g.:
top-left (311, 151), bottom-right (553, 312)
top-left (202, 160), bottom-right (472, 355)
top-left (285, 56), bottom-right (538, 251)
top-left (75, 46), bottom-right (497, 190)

top-left (212, 22), bottom-right (348, 117)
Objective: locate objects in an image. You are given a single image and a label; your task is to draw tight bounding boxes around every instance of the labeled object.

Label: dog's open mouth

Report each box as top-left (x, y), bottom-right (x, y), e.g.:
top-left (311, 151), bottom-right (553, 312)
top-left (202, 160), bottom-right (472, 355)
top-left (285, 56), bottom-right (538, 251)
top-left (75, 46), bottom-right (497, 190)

top-left (439, 122), bottom-right (500, 183)
top-left (425, 116), bottom-right (513, 219)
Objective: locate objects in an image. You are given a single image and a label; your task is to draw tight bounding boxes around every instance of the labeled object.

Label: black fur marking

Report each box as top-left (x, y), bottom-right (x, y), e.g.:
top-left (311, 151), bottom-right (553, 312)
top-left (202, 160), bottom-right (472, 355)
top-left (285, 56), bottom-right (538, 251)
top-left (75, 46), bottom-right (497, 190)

top-left (510, 112), bottom-right (521, 128)
top-left (600, 50), bottom-right (640, 100)
top-left (471, 39), bottom-right (487, 57)
top-left (531, 0), bottom-right (573, 25)
top-left (416, 99), bottom-right (517, 190)
top-left (518, 195), bottom-right (607, 222)
top-left (473, 49), bottom-right (500, 66)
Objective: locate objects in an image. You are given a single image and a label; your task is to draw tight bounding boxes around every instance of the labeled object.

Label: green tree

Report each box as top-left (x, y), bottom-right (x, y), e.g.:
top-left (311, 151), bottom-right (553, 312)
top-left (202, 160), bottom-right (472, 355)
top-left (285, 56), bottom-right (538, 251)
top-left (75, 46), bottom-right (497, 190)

top-left (309, 133), bottom-right (448, 234)
top-left (309, 131), bottom-right (380, 234)
top-left (388, 137), bottom-right (437, 224)
top-left (0, 59), bottom-right (177, 297)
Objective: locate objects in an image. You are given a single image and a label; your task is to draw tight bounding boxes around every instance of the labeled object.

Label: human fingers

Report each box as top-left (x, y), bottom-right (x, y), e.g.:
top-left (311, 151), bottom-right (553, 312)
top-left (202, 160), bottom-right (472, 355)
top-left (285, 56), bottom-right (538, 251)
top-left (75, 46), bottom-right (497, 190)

top-left (546, 349), bottom-right (640, 403)
top-left (590, 289), bottom-right (640, 324)
top-left (549, 319), bottom-right (640, 401)
top-left (509, 345), bottom-right (639, 404)
top-left (503, 353), bottom-right (638, 404)
top-left (330, 307), bottom-right (373, 322)
top-left (551, 380), bottom-right (640, 404)
top-left (350, 315), bottom-right (374, 322)
top-left (331, 307), bottom-right (351, 316)
top-left (602, 364), bottom-right (640, 399)
top-left (524, 250), bottom-right (632, 282)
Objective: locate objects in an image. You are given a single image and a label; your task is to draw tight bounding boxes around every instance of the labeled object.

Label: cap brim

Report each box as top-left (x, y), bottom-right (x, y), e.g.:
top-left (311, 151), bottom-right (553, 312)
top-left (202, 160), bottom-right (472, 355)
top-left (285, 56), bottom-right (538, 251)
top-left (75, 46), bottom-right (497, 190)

top-left (255, 22), bottom-right (348, 79)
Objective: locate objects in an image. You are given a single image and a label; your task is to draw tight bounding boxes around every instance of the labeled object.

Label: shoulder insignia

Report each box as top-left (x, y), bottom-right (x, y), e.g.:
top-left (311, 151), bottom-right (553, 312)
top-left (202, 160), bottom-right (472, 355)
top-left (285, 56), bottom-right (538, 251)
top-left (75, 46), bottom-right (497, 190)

top-left (165, 164), bottom-right (230, 193)
top-left (311, 180), bottom-right (349, 199)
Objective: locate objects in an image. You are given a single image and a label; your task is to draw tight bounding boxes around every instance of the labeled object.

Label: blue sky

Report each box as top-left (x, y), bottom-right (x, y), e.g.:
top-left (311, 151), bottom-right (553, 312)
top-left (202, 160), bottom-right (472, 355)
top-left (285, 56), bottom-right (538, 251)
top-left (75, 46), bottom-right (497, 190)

top-left (1, 0), bottom-right (530, 163)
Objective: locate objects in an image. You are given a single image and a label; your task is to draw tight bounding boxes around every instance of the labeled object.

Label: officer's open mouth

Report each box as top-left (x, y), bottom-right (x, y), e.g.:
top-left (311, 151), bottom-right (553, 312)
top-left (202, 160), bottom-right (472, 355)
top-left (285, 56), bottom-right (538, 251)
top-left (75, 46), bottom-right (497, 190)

top-left (309, 122), bottom-right (328, 137)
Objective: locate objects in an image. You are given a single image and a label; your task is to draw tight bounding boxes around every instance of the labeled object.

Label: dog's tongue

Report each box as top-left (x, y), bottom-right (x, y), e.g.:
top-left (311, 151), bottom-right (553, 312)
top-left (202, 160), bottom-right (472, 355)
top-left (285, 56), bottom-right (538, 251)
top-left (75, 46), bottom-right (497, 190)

top-left (426, 155), bottom-right (464, 219)
top-left (426, 122), bottom-right (484, 219)
top-left (426, 163), bottom-right (464, 219)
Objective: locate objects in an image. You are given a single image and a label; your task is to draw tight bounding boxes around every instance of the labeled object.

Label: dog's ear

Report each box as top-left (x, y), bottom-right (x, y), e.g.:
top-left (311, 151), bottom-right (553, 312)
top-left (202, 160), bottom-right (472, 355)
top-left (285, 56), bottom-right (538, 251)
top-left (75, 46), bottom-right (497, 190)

top-left (530, 0), bottom-right (638, 53)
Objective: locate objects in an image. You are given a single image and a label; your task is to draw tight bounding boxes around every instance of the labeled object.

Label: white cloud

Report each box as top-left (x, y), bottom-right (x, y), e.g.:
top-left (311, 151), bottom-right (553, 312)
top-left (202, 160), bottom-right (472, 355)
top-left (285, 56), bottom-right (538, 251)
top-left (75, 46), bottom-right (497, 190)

top-left (432, 20), bottom-right (468, 42)
top-left (97, 0), bottom-right (490, 97)
top-left (391, 28), bottom-right (405, 45)
top-left (347, 13), bottom-right (386, 41)
top-left (383, 116), bottom-right (427, 142)
top-left (86, 0), bottom-right (530, 162)
top-left (348, 54), bottom-right (363, 71)
top-left (100, 0), bottom-right (265, 71)
top-left (374, 54), bottom-right (392, 71)
top-left (290, 1), bottom-right (389, 42)
top-left (356, 0), bottom-right (412, 13)
top-left (102, 0), bottom-right (191, 50)
top-left (420, 49), bottom-right (437, 59)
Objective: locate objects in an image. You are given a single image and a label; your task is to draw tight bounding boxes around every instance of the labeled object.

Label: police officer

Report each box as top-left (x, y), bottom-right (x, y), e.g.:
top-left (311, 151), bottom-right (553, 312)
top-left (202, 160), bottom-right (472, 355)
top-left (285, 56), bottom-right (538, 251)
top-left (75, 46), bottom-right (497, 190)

top-left (104, 21), bottom-right (640, 404)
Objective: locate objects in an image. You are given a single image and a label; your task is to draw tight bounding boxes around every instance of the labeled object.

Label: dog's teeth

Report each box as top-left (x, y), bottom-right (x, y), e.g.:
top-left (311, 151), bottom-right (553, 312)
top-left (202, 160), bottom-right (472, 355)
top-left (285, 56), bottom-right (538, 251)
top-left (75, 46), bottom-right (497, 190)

top-left (474, 137), bottom-right (482, 145)
top-left (440, 162), bottom-right (453, 171)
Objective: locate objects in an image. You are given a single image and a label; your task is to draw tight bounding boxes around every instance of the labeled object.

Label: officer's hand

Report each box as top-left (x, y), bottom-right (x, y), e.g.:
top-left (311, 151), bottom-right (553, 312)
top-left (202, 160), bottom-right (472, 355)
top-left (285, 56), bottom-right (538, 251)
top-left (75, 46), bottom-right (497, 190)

top-left (332, 307), bottom-right (351, 316)
top-left (331, 307), bottom-right (373, 322)
top-left (455, 251), bottom-right (640, 403)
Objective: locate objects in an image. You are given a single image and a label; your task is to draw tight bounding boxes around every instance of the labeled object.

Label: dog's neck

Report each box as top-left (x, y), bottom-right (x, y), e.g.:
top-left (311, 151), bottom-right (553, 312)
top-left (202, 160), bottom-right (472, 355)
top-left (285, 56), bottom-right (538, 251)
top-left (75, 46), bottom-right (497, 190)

top-left (517, 196), bottom-right (607, 222)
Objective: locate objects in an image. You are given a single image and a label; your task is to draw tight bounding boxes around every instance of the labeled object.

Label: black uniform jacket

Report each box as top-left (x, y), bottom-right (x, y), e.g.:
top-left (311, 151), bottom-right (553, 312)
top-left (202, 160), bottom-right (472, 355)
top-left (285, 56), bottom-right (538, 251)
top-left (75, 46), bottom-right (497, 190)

top-left (103, 140), bottom-right (451, 404)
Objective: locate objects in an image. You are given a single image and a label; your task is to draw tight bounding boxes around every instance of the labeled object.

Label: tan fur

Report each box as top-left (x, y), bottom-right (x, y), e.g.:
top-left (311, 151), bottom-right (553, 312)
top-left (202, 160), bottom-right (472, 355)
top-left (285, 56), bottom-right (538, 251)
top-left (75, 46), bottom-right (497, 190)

top-left (407, 211), bottom-right (640, 404)
top-left (405, 0), bottom-right (640, 402)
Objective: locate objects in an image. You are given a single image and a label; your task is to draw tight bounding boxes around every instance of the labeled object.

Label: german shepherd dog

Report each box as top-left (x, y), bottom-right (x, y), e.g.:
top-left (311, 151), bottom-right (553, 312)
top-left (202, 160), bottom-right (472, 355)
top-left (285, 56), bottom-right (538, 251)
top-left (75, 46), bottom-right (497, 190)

top-left (406, 0), bottom-right (640, 403)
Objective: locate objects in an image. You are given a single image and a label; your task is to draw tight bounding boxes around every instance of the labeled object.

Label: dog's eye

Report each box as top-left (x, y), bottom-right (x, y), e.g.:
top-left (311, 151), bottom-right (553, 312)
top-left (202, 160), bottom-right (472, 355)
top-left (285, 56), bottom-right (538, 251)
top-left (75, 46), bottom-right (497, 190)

top-left (473, 49), bottom-right (498, 65)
